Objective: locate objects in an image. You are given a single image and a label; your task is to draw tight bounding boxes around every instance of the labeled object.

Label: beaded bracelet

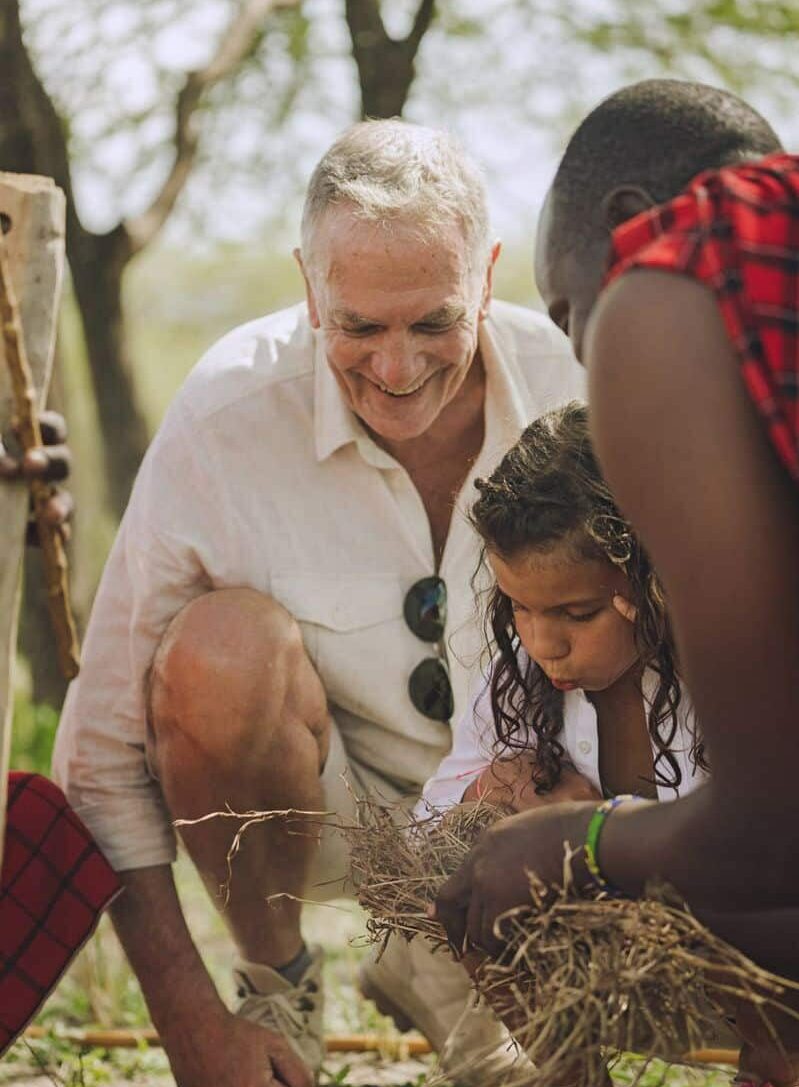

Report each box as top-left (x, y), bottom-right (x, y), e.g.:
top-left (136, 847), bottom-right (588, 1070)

top-left (583, 794), bottom-right (638, 895)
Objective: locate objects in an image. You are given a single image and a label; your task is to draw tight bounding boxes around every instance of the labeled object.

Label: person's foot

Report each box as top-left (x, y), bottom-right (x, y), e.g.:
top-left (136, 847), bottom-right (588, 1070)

top-left (437, 996), bottom-right (538, 1086)
top-left (360, 934), bottom-right (531, 1085)
top-left (233, 945), bottom-right (325, 1080)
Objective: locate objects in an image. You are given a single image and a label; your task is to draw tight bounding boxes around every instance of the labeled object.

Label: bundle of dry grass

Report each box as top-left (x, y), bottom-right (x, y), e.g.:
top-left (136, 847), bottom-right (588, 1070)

top-left (346, 796), bottom-right (799, 1086)
top-left (349, 798), bottom-right (505, 951)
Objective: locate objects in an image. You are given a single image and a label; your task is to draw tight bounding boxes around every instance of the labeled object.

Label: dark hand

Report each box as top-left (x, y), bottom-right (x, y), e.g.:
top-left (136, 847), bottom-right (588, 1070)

top-left (433, 801), bottom-right (597, 957)
top-left (0, 410), bottom-right (74, 541)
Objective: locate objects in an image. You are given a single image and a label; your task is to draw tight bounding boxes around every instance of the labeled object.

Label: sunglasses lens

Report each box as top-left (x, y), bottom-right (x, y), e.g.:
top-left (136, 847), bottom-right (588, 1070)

top-left (409, 657), bottom-right (454, 722)
top-left (404, 576), bottom-right (447, 643)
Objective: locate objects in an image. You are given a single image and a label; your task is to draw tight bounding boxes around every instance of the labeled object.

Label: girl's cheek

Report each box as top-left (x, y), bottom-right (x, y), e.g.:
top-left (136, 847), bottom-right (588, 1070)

top-left (609, 614), bottom-right (639, 662)
top-left (514, 619), bottom-right (535, 659)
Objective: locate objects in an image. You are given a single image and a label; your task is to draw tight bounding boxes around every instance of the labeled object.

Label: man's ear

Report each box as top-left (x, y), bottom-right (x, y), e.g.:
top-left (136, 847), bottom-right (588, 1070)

top-left (294, 247), bottom-right (321, 329)
top-left (600, 185), bottom-right (656, 232)
top-left (479, 239), bottom-right (502, 320)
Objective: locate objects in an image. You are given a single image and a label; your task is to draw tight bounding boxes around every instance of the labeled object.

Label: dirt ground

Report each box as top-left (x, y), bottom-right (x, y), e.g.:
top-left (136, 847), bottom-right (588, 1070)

top-left (0, 855), bottom-right (736, 1087)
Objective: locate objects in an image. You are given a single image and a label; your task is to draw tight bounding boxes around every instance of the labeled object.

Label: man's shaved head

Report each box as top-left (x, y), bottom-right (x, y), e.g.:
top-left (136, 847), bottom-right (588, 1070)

top-left (535, 78), bottom-right (782, 358)
top-left (552, 78), bottom-right (781, 256)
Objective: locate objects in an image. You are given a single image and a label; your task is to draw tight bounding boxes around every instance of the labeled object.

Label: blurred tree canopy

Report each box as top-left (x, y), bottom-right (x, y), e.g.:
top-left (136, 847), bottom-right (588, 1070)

top-left (1, 0), bottom-right (798, 705)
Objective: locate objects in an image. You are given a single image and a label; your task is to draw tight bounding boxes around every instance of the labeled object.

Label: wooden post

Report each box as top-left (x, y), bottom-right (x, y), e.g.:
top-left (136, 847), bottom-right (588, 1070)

top-left (0, 174), bottom-right (66, 870)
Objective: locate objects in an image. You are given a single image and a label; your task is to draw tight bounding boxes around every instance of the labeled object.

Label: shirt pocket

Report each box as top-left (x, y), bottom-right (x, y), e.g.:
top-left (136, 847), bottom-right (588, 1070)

top-left (270, 573), bottom-right (406, 714)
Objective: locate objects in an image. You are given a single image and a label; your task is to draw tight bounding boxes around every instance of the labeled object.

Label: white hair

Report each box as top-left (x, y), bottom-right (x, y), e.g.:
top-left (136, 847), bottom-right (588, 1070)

top-left (300, 119), bottom-right (491, 272)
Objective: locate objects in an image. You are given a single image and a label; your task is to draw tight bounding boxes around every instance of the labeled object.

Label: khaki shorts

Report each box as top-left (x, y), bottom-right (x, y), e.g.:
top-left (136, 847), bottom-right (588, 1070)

top-left (307, 716), bottom-right (419, 901)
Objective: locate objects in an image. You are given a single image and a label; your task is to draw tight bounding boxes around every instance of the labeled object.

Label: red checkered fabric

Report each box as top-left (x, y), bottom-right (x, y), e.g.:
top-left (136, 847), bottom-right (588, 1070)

top-left (0, 772), bottom-right (120, 1055)
top-left (606, 152), bottom-right (799, 482)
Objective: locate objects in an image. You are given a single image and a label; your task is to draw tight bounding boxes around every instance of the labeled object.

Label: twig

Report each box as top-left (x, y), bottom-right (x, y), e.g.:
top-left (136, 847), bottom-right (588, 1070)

top-left (23, 1038), bottom-right (66, 1086)
top-left (342, 796), bottom-right (799, 1086)
top-left (174, 804), bottom-right (337, 904)
top-left (126, 0), bottom-right (300, 252)
top-left (23, 1026), bottom-right (433, 1057)
top-left (19, 1026), bottom-right (743, 1066)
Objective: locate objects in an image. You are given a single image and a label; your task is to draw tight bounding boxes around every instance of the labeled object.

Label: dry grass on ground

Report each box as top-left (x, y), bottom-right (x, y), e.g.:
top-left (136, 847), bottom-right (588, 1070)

top-left (0, 853), bottom-right (737, 1087)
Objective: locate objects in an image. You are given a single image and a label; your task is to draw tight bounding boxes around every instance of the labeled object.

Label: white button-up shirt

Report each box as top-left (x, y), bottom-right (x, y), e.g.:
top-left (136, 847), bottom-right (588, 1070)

top-left (52, 300), bottom-right (583, 871)
top-left (419, 655), bottom-right (708, 815)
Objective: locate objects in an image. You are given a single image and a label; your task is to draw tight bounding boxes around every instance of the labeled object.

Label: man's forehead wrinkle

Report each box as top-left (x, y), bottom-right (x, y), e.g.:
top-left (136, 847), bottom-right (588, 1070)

top-left (329, 300), bottom-right (467, 326)
top-left (332, 307), bottom-right (370, 323)
top-left (425, 302), bottom-right (466, 321)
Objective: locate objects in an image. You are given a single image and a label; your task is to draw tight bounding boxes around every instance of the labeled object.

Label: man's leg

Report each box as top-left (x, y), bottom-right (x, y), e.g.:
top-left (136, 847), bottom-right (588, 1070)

top-left (148, 587), bottom-right (330, 969)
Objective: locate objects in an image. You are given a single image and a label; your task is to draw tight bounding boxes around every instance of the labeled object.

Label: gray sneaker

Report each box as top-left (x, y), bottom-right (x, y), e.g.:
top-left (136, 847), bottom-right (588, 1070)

top-left (233, 945), bottom-right (325, 1079)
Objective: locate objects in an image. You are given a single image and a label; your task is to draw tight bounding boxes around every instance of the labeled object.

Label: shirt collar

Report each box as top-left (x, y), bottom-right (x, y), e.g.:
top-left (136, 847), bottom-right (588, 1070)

top-left (313, 330), bottom-right (361, 462)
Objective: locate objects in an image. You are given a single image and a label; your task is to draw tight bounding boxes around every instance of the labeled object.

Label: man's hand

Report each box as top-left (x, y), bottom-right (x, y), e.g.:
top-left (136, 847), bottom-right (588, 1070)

top-left (168, 1012), bottom-right (313, 1087)
top-left (465, 757), bottom-right (601, 813)
top-left (432, 801), bottom-right (597, 957)
top-left (0, 409), bottom-right (74, 540)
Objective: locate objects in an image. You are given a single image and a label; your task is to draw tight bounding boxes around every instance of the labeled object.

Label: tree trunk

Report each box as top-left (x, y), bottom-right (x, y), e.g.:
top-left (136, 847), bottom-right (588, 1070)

top-left (68, 225), bottom-right (150, 517)
top-left (0, 0), bottom-right (151, 519)
top-left (345, 0), bottom-right (436, 119)
top-left (354, 40), bottom-right (420, 118)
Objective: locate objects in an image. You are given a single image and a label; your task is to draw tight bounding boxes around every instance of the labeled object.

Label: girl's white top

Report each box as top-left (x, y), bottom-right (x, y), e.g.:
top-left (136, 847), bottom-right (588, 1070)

top-left (417, 653), bottom-right (708, 817)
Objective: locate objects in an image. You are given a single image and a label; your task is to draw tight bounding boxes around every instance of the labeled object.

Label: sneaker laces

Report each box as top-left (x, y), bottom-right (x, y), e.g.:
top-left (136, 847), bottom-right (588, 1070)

top-left (236, 974), bottom-right (320, 1040)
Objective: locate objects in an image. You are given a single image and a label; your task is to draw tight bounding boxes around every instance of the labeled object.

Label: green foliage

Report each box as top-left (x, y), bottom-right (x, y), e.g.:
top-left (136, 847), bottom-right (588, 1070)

top-left (611, 1054), bottom-right (732, 1086)
top-left (284, 6), bottom-right (312, 63)
top-left (567, 0), bottom-right (799, 97)
top-left (0, 1034), bottom-right (170, 1086)
top-left (11, 694), bottom-right (59, 774)
top-left (126, 241), bottom-right (306, 426)
top-left (323, 1065), bottom-right (353, 1085)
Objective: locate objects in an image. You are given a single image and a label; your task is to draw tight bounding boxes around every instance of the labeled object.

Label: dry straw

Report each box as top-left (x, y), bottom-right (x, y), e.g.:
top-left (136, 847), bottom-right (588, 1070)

top-left (178, 796), bottom-right (799, 1086)
top-left (345, 796), bottom-right (799, 1086)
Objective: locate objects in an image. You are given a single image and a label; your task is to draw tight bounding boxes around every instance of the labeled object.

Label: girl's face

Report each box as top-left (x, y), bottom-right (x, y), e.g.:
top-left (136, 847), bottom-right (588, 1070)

top-left (487, 543), bottom-right (640, 693)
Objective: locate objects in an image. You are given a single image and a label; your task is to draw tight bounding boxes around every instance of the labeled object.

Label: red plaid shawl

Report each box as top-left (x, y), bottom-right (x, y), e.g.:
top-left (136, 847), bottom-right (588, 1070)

top-left (606, 152), bottom-right (799, 483)
top-left (0, 772), bottom-right (120, 1054)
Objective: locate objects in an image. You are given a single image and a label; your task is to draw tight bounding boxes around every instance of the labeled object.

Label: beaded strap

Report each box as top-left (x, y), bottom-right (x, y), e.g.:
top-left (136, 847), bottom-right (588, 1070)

top-left (584, 794), bottom-right (637, 894)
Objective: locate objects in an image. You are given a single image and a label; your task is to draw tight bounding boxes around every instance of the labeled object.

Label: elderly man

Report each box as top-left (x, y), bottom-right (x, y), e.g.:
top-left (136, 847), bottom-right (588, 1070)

top-left (53, 120), bottom-right (582, 1087)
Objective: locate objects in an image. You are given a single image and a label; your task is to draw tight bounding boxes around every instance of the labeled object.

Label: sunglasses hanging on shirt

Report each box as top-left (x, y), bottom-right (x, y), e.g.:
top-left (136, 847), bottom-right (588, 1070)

top-left (403, 576), bottom-right (454, 722)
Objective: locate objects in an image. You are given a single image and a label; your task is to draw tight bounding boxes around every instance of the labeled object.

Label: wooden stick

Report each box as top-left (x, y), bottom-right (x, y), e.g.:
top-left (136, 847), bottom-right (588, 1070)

top-left (23, 1026), bottom-right (433, 1057)
top-left (22, 1025), bottom-right (739, 1065)
top-left (0, 228), bottom-right (79, 679)
top-left (683, 1047), bottom-right (740, 1065)
top-left (0, 173), bottom-right (66, 874)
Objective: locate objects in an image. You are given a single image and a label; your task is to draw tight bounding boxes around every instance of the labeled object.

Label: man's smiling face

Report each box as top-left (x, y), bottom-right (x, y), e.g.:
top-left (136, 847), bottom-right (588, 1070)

top-left (299, 208), bottom-right (496, 444)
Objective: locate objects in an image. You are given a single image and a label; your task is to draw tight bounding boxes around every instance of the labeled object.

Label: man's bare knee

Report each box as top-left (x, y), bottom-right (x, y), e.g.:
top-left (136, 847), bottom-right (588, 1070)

top-left (148, 589), bottom-right (328, 764)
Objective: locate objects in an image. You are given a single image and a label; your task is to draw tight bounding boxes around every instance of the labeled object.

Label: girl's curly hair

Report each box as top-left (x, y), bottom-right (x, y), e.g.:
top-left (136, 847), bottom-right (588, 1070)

top-left (470, 401), bottom-right (706, 794)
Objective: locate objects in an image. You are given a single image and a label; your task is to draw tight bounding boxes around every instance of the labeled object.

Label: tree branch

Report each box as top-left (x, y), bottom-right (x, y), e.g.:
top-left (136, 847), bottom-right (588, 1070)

top-left (408, 0), bottom-right (436, 53)
top-left (344, 0), bottom-right (387, 46)
top-left (126, 0), bottom-right (300, 253)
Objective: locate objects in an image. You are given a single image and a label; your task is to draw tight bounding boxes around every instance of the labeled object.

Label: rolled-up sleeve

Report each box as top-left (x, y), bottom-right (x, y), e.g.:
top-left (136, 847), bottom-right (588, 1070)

top-left (52, 403), bottom-right (230, 872)
top-left (415, 673), bottom-right (497, 818)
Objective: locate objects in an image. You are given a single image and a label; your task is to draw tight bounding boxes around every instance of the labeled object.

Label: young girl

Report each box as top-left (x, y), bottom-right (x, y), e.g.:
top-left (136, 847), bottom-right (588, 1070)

top-left (417, 401), bottom-right (734, 1086)
top-left (420, 400), bottom-right (708, 821)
